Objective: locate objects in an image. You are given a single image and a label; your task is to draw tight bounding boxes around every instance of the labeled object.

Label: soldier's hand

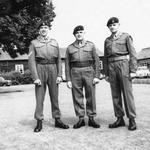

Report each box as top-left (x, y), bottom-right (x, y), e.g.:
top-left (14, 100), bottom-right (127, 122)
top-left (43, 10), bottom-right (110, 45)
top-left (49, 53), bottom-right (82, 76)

top-left (99, 74), bottom-right (105, 80)
top-left (34, 79), bottom-right (41, 86)
top-left (105, 76), bottom-right (110, 82)
top-left (56, 77), bottom-right (62, 84)
top-left (93, 78), bottom-right (99, 85)
top-left (67, 81), bottom-right (72, 89)
top-left (129, 72), bottom-right (136, 80)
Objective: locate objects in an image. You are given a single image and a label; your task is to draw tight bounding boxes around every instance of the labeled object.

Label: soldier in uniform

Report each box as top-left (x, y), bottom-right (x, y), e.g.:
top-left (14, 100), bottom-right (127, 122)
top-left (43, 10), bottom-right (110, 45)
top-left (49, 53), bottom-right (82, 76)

top-left (28, 19), bottom-right (69, 132)
top-left (65, 25), bottom-right (100, 129)
top-left (104, 17), bottom-right (137, 130)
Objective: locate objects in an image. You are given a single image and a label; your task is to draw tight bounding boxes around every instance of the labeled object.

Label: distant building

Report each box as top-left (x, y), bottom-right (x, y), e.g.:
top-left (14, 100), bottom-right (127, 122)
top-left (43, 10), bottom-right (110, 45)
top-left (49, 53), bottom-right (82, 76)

top-left (0, 47), bottom-right (104, 77)
top-left (137, 47), bottom-right (150, 69)
top-left (0, 48), bottom-right (28, 73)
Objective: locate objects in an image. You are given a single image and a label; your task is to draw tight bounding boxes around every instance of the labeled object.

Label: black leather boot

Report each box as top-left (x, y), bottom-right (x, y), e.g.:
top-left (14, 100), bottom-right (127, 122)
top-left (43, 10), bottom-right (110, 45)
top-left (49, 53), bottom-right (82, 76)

top-left (73, 118), bottom-right (85, 129)
top-left (88, 117), bottom-right (100, 128)
top-left (109, 117), bottom-right (125, 128)
top-left (55, 118), bottom-right (69, 129)
top-left (34, 120), bottom-right (42, 132)
top-left (128, 118), bottom-right (137, 131)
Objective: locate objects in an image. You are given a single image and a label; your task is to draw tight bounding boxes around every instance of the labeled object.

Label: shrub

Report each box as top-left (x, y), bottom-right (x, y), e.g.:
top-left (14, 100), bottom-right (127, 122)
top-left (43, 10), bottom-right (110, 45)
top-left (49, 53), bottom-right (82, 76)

top-left (0, 70), bottom-right (33, 85)
top-left (22, 69), bottom-right (34, 84)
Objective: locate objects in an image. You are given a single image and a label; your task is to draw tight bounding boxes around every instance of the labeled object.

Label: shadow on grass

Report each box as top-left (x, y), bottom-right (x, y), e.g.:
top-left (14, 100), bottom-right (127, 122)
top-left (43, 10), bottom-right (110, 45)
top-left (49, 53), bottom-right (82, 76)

top-left (0, 90), bottom-right (23, 93)
top-left (19, 117), bottom-right (133, 134)
top-left (19, 117), bottom-right (76, 130)
top-left (19, 116), bottom-right (127, 131)
top-left (19, 117), bottom-right (89, 130)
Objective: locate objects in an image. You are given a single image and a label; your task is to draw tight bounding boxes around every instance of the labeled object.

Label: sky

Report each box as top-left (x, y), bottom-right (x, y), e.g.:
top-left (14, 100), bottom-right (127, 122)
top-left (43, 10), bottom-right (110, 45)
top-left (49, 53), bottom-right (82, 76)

top-left (50, 0), bottom-right (150, 53)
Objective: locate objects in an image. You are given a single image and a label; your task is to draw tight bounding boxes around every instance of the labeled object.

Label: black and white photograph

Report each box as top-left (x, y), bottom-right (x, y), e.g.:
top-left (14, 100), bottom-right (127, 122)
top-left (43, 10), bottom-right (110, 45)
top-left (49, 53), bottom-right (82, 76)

top-left (0, 0), bottom-right (150, 149)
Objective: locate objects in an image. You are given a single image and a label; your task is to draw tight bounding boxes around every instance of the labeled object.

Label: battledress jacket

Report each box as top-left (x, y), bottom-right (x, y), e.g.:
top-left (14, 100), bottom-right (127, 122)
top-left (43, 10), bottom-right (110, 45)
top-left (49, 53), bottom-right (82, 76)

top-left (104, 32), bottom-right (137, 76)
top-left (28, 36), bottom-right (62, 80)
top-left (65, 40), bottom-right (100, 81)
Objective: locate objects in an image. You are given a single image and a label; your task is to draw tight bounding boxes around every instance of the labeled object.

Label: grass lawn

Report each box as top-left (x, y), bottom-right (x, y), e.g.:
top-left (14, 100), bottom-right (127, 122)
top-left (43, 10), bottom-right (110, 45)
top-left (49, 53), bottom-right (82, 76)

top-left (0, 81), bottom-right (150, 150)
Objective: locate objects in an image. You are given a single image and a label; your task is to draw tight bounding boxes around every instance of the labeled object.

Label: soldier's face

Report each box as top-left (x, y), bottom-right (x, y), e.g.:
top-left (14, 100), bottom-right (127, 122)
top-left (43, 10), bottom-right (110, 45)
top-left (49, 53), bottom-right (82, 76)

top-left (39, 25), bottom-right (50, 37)
top-left (74, 30), bottom-right (85, 41)
top-left (108, 23), bottom-right (120, 33)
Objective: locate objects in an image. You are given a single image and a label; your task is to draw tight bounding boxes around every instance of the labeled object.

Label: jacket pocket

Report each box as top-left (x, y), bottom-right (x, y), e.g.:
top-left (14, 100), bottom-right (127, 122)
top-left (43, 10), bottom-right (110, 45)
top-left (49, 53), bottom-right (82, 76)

top-left (115, 41), bottom-right (128, 54)
top-left (69, 49), bottom-right (78, 54)
top-left (35, 45), bottom-right (45, 54)
top-left (69, 49), bottom-right (78, 61)
top-left (83, 48), bottom-right (93, 59)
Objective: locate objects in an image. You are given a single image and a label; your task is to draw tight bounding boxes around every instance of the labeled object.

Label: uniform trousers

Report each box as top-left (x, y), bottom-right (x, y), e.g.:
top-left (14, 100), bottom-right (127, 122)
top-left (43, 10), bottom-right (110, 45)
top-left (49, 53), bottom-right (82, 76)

top-left (108, 59), bottom-right (136, 119)
top-left (34, 64), bottom-right (61, 120)
top-left (71, 66), bottom-right (97, 118)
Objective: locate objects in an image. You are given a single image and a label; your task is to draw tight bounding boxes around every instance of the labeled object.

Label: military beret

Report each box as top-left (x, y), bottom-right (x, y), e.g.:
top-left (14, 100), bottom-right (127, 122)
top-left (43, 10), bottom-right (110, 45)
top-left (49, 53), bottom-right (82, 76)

top-left (36, 15), bottom-right (51, 29)
top-left (107, 17), bottom-right (119, 27)
top-left (73, 25), bottom-right (84, 35)
top-left (36, 21), bottom-right (50, 29)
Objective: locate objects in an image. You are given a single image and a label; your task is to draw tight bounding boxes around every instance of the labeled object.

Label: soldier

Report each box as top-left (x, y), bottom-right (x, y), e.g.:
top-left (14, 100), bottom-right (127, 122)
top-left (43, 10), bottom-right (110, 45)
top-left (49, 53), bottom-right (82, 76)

top-left (28, 19), bottom-right (69, 132)
top-left (104, 17), bottom-right (137, 130)
top-left (65, 25), bottom-right (100, 129)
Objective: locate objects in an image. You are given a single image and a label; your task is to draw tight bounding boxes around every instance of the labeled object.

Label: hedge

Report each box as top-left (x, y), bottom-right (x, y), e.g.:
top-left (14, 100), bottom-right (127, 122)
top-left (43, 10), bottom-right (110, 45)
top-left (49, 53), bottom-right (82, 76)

top-left (1, 70), bottom-right (150, 85)
top-left (0, 69), bottom-right (33, 85)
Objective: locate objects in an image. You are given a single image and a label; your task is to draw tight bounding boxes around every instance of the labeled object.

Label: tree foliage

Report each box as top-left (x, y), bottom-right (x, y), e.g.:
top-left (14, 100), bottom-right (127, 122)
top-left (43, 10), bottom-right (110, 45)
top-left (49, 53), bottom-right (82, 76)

top-left (0, 0), bottom-right (55, 58)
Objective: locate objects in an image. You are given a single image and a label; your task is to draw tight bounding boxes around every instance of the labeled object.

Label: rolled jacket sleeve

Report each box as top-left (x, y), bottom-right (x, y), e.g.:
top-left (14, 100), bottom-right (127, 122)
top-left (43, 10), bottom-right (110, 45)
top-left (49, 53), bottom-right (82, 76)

top-left (28, 43), bottom-right (39, 80)
top-left (126, 35), bottom-right (137, 73)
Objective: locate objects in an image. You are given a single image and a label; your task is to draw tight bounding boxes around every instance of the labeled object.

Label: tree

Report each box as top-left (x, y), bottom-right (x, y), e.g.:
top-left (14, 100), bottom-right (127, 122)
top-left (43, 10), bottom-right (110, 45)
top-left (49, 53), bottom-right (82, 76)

top-left (0, 0), bottom-right (55, 58)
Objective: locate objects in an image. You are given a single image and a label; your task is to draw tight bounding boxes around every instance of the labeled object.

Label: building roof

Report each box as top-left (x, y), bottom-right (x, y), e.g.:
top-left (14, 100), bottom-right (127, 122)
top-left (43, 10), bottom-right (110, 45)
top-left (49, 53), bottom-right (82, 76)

top-left (0, 48), bottom-right (28, 61)
top-left (0, 47), bottom-right (104, 61)
top-left (137, 47), bottom-right (150, 60)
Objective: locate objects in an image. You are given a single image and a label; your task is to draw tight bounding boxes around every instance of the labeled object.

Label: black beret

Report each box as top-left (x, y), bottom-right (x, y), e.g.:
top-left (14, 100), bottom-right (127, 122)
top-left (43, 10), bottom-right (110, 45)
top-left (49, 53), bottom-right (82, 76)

top-left (36, 21), bottom-right (50, 29)
top-left (107, 17), bottom-right (119, 27)
top-left (73, 25), bottom-right (84, 35)
top-left (36, 15), bottom-right (51, 29)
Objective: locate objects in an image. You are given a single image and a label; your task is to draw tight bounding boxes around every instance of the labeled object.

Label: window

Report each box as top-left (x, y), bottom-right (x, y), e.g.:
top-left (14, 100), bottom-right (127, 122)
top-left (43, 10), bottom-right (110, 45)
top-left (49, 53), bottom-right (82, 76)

top-left (15, 64), bottom-right (24, 74)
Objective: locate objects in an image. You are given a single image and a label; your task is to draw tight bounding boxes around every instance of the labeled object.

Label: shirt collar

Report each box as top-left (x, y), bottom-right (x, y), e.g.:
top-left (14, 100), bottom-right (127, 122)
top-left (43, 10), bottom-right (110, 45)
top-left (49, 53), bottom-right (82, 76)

top-left (37, 35), bottom-right (51, 43)
top-left (73, 40), bottom-right (87, 48)
top-left (111, 31), bottom-right (122, 40)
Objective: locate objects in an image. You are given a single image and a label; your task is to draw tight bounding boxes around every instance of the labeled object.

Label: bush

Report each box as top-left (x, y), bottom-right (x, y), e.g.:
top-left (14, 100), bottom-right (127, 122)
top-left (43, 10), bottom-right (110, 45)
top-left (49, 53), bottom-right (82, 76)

top-left (0, 70), bottom-right (33, 85)
top-left (22, 69), bottom-right (34, 84)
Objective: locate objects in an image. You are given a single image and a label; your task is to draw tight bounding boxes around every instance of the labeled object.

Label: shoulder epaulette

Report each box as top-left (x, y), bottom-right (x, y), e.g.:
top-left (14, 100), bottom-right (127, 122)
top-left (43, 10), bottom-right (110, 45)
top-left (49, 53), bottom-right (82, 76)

top-left (122, 32), bottom-right (130, 37)
top-left (86, 41), bottom-right (93, 44)
top-left (86, 41), bottom-right (95, 47)
top-left (68, 42), bottom-right (75, 47)
top-left (50, 39), bottom-right (58, 47)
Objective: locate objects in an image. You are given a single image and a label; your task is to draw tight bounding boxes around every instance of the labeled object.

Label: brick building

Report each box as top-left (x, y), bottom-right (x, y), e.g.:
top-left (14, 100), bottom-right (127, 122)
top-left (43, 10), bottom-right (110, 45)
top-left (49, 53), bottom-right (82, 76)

top-left (0, 48), bottom-right (28, 73)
